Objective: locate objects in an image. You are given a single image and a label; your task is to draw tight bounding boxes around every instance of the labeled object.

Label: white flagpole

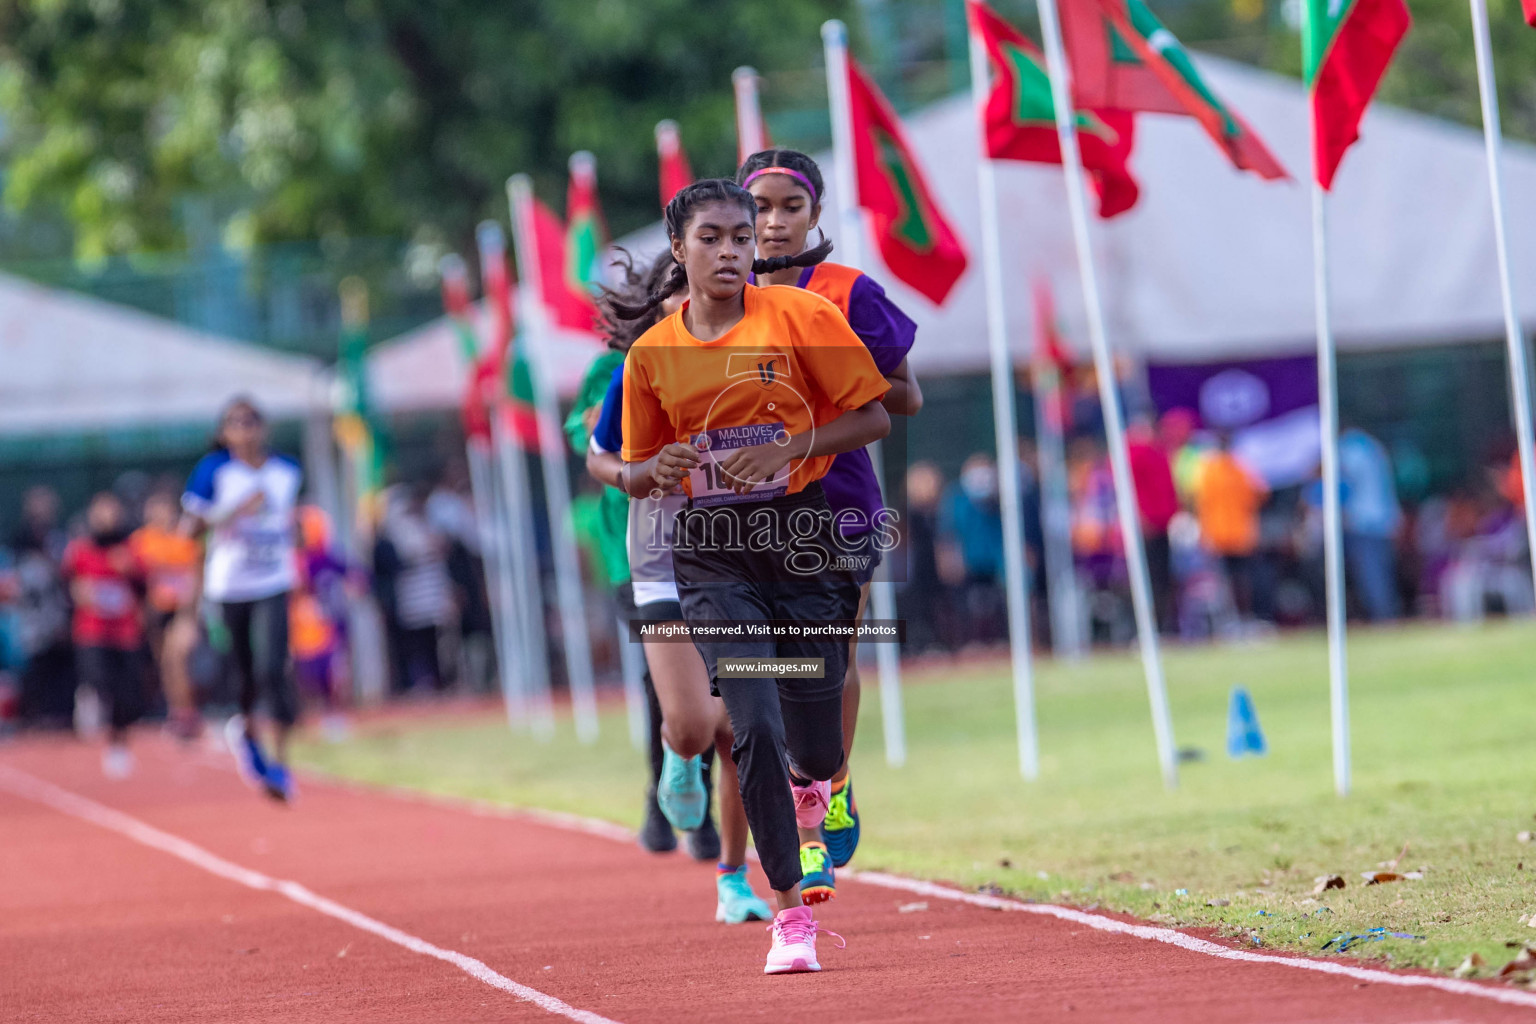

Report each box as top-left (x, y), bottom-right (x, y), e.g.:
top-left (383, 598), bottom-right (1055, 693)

top-left (821, 20), bottom-right (907, 769)
top-left (490, 407), bottom-right (555, 737)
top-left (733, 66), bottom-right (769, 163)
top-left (962, 22), bottom-right (1040, 780)
top-left (502, 176), bottom-right (601, 745)
top-left (476, 222), bottom-right (555, 739)
top-left (1031, 328), bottom-right (1086, 659)
top-left (445, 251), bottom-right (528, 729)
top-left (1036, 0), bottom-right (1177, 788)
top-left (466, 435), bottom-right (527, 728)
top-left (1304, 99), bottom-right (1350, 794)
top-left (1469, 0), bottom-right (1536, 586)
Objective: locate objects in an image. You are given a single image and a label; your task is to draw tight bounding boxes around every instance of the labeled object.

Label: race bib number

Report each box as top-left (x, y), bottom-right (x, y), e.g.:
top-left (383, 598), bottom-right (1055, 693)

top-left (689, 423), bottom-right (790, 507)
top-left (240, 524), bottom-right (286, 574)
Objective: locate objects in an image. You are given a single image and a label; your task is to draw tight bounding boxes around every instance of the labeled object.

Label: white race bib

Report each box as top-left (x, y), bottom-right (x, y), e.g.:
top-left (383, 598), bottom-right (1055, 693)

top-left (688, 423), bottom-right (791, 507)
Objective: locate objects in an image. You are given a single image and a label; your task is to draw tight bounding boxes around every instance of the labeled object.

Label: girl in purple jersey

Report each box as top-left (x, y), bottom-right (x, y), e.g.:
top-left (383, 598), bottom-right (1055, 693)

top-left (738, 148), bottom-right (923, 898)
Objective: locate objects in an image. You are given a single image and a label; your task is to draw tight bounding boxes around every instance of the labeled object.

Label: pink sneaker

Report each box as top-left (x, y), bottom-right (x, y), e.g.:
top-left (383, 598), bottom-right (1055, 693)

top-left (792, 778), bottom-right (831, 829)
top-left (764, 905), bottom-right (842, 975)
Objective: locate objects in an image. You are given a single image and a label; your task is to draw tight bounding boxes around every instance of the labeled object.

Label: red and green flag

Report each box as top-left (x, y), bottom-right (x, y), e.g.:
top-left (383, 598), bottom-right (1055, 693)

top-left (845, 55), bottom-right (968, 305)
top-left (476, 224), bottom-right (540, 449)
top-left (563, 153), bottom-right (607, 321)
top-left (1031, 276), bottom-right (1074, 433)
top-left (655, 120), bottom-right (694, 209)
top-left (1063, 0), bottom-right (1288, 181)
top-left (1525, 0), bottom-right (1536, 28)
top-left (1302, 0), bottom-right (1410, 189)
top-left (969, 0), bottom-right (1139, 219)
top-left (535, 193), bottom-right (599, 335)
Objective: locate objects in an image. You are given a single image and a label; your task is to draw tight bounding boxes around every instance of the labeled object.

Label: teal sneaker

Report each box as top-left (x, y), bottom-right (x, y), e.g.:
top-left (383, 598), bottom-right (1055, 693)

top-left (657, 744), bottom-right (707, 831)
top-left (820, 777), bottom-right (860, 867)
top-left (715, 865), bottom-right (773, 924)
top-left (799, 841), bottom-right (836, 905)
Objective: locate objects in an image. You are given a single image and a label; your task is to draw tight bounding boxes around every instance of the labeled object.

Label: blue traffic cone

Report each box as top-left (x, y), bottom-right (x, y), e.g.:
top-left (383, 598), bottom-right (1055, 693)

top-left (1226, 686), bottom-right (1267, 758)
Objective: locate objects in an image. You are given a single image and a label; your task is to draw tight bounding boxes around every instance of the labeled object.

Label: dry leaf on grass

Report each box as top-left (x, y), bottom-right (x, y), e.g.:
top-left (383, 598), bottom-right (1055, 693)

top-left (1313, 875), bottom-right (1346, 894)
top-left (1206, 898), bottom-right (1231, 907)
top-left (1500, 948), bottom-right (1536, 977)
top-left (1454, 953), bottom-right (1487, 978)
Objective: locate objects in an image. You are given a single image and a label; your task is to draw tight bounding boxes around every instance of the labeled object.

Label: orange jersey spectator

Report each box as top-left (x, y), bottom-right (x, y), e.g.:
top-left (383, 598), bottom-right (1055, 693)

top-left (1194, 448), bottom-right (1268, 556)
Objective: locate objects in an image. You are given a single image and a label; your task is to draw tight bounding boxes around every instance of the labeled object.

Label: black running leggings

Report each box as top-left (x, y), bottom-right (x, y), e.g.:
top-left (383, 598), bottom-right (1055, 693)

top-left (219, 592), bottom-right (297, 727)
top-left (672, 485), bottom-right (857, 893)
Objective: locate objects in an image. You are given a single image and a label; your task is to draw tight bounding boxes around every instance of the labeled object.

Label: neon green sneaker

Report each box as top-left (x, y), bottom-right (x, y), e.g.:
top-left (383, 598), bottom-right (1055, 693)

top-left (820, 776), bottom-right (860, 867)
top-left (799, 841), bottom-right (835, 905)
top-left (715, 865), bottom-right (772, 924)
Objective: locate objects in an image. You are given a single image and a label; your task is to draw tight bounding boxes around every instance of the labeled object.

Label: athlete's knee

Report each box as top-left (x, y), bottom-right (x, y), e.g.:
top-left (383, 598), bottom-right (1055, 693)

top-left (663, 715), bottom-right (715, 758)
top-left (791, 743), bottom-right (844, 783)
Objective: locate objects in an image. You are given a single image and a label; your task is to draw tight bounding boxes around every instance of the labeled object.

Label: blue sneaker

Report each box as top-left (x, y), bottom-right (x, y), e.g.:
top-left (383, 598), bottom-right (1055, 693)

top-left (820, 777), bottom-right (860, 868)
top-left (799, 841), bottom-right (836, 905)
top-left (715, 866), bottom-right (773, 924)
top-left (657, 745), bottom-right (706, 831)
top-left (225, 717), bottom-right (270, 790)
top-left (263, 762), bottom-right (295, 803)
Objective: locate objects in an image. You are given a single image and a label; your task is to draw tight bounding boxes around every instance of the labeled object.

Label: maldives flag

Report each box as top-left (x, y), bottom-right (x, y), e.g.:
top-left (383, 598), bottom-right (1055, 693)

top-left (559, 151), bottom-right (605, 333)
top-left (477, 225), bottom-right (541, 449)
top-left (1063, 0), bottom-right (1287, 181)
top-left (846, 56), bottom-right (968, 305)
top-left (1302, 0), bottom-right (1409, 189)
top-left (535, 197), bottom-right (599, 335)
top-left (969, 0), bottom-right (1138, 219)
top-left (655, 120), bottom-right (694, 208)
top-left (1525, 0), bottom-right (1536, 27)
top-left (1031, 277), bottom-right (1075, 433)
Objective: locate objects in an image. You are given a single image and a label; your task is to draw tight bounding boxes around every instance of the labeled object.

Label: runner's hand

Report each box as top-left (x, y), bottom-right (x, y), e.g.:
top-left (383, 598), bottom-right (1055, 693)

top-left (652, 443), bottom-right (700, 491)
top-left (717, 442), bottom-right (791, 494)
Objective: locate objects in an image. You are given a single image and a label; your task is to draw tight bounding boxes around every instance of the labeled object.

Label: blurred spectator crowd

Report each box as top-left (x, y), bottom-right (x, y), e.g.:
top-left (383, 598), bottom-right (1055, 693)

top-left (893, 411), bottom-right (1535, 655)
top-left (0, 469), bottom-right (499, 735)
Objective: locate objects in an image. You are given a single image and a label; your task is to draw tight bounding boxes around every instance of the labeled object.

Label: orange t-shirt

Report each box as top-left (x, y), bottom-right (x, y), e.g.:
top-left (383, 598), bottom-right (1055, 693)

top-left (130, 525), bottom-right (199, 613)
top-left (1194, 452), bottom-right (1268, 556)
top-left (622, 284), bottom-right (889, 502)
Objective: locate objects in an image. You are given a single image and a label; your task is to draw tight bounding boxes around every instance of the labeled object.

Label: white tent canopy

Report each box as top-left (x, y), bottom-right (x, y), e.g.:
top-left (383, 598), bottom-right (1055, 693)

top-left (367, 301), bottom-right (606, 413)
top-left (0, 273), bottom-right (331, 434)
top-left (613, 56), bottom-right (1536, 371)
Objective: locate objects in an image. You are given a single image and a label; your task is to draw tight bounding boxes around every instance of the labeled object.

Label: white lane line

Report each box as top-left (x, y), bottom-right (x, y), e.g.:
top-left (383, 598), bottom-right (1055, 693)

top-left (846, 872), bottom-right (1536, 1011)
top-left (0, 764), bottom-right (623, 1024)
top-left (300, 767), bottom-right (1536, 1012)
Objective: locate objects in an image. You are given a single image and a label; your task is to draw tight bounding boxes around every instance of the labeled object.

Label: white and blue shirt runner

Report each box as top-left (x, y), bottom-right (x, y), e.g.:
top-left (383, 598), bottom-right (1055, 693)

top-left (182, 450), bottom-right (302, 603)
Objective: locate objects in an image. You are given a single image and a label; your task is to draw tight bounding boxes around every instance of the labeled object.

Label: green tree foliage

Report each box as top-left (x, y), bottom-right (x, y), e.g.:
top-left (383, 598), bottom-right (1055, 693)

top-left (0, 0), bottom-right (850, 259)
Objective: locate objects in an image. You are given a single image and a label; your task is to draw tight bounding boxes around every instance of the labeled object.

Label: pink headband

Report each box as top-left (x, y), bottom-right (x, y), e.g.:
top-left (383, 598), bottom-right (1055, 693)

top-left (743, 166), bottom-right (818, 202)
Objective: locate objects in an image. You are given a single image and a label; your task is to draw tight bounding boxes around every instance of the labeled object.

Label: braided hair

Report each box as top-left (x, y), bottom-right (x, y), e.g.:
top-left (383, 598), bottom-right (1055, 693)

top-left (610, 178), bottom-right (833, 321)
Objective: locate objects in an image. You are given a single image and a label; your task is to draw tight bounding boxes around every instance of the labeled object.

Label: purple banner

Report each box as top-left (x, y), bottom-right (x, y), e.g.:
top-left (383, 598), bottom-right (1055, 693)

top-left (1147, 354), bottom-right (1317, 430)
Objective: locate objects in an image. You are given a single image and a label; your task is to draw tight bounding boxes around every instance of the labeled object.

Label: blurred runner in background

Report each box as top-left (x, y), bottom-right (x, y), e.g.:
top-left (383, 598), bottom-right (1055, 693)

top-left (61, 491), bottom-right (148, 778)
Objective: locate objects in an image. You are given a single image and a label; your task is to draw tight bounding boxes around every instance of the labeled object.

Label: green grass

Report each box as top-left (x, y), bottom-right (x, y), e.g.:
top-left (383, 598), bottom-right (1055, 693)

top-left (294, 620), bottom-right (1536, 977)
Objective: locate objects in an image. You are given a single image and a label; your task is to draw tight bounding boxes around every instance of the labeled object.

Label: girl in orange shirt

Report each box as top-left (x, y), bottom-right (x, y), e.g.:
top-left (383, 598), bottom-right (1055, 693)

top-left (616, 179), bottom-right (890, 974)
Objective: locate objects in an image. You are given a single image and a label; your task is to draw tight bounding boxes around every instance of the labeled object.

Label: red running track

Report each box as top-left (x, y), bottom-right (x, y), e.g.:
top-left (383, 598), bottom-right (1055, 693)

top-left (2, 733), bottom-right (1533, 1024)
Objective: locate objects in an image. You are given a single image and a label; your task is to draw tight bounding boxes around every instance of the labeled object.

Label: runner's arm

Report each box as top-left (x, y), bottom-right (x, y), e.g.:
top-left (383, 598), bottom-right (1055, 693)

top-left (881, 358), bottom-right (922, 416)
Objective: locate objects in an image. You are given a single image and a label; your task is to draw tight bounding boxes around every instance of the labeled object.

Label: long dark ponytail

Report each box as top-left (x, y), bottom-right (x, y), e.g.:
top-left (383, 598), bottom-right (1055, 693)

top-left (595, 248), bottom-right (676, 351)
top-left (610, 178), bottom-right (834, 322)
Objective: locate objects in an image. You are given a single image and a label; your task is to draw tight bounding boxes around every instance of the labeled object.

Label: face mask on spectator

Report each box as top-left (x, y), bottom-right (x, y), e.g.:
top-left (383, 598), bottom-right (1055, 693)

top-left (961, 465), bottom-right (998, 502)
